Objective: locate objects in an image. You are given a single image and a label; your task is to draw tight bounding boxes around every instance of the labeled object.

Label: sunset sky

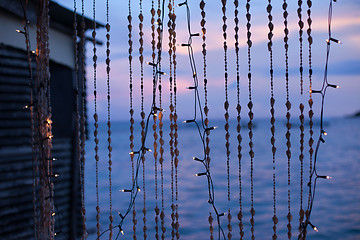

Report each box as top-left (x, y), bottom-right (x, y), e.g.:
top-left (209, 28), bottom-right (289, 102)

top-left (55, 0), bottom-right (360, 121)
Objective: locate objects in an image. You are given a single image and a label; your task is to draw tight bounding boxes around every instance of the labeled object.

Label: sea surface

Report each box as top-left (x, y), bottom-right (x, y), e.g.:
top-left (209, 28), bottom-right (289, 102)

top-left (84, 117), bottom-right (360, 240)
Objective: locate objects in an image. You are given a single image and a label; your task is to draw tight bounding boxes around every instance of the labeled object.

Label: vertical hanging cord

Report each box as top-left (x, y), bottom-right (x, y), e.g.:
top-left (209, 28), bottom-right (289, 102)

top-left (266, 1), bottom-right (278, 239)
top-left (72, 0), bottom-right (82, 238)
top-left (297, 0), bottom-right (305, 234)
top-left (127, 0), bottom-right (136, 238)
top-left (168, 0), bottom-right (175, 237)
top-left (283, 1), bottom-right (293, 239)
top-left (138, 0), bottom-right (147, 238)
top-left (80, 0), bottom-right (87, 238)
top-left (233, 0), bottom-right (244, 238)
top-left (305, 2), bottom-right (314, 238)
top-left (172, 3), bottom-right (180, 238)
top-left (92, 0), bottom-right (101, 237)
top-left (150, 1), bottom-right (159, 239)
top-left (35, 0), bottom-right (54, 238)
top-left (220, 0), bottom-right (232, 237)
top-left (46, 0), bottom-right (54, 237)
top-left (20, 0), bottom-right (38, 237)
top-left (156, 1), bottom-right (166, 239)
top-left (245, 1), bottom-right (255, 239)
top-left (105, 0), bottom-right (113, 239)
top-left (44, 2), bottom-right (55, 235)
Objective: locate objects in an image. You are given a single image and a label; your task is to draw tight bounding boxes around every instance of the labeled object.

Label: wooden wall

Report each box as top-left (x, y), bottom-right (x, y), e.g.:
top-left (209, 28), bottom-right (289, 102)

top-left (0, 44), bottom-right (82, 239)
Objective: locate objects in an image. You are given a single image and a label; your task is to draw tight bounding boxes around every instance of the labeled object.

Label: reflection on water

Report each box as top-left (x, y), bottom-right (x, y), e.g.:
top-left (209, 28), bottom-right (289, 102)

top-left (85, 117), bottom-right (360, 239)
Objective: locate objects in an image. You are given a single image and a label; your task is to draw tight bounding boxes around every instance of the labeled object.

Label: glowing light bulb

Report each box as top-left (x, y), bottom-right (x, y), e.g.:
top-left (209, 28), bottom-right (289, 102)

top-left (194, 172), bottom-right (206, 177)
top-left (121, 230), bottom-right (124, 235)
top-left (137, 187), bottom-right (141, 192)
top-left (120, 189), bottom-right (132, 193)
top-left (52, 212), bottom-right (56, 216)
top-left (318, 175), bottom-right (332, 179)
top-left (309, 222), bottom-right (318, 232)
top-left (54, 174), bottom-right (59, 178)
top-left (16, 29), bottom-right (25, 34)
top-left (192, 157), bottom-right (203, 162)
top-left (23, 104), bottom-right (33, 109)
top-left (328, 84), bottom-right (340, 89)
top-left (183, 119), bottom-right (195, 123)
top-left (157, 71), bottom-right (167, 75)
top-left (146, 62), bottom-right (156, 67)
top-left (205, 126), bottom-right (218, 131)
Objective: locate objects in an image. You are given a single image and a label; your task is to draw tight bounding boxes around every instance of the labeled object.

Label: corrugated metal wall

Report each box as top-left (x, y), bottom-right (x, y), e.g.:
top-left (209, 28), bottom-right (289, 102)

top-left (0, 44), bottom-right (81, 240)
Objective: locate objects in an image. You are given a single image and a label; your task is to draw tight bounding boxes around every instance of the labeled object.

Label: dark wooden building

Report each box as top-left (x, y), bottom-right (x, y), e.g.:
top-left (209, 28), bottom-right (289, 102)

top-left (0, 1), bottom-right (102, 239)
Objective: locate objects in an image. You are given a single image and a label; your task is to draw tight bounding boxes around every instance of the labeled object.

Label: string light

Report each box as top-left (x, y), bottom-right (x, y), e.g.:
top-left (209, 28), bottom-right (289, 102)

top-left (96, 1), bottom-right (167, 239)
top-left (299, 0), bottom-right (340, 238)
top-left (178, 1), bottom-right (225, 239)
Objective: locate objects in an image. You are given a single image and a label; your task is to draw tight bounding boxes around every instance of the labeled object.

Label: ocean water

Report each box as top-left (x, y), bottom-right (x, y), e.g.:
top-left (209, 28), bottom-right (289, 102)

top-left (84, 117), bottom-right (360, 239)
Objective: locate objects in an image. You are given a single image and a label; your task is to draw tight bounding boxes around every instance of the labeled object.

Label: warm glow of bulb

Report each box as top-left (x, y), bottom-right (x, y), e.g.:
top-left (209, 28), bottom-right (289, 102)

top-left (313, 226), bottom-right (318, 232)
top-left (46, 118), bottom-right (52, 124)
top-left (54, 174), bottom-right (59, 178)
top-left (326, 176), bottom-right (332, 179)
top-left (52, 212), bottom-right (56, 216)
top-left (323, 131), bottom-right (327, 136)
top-left (121, 230), bottom-right (124, 235)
